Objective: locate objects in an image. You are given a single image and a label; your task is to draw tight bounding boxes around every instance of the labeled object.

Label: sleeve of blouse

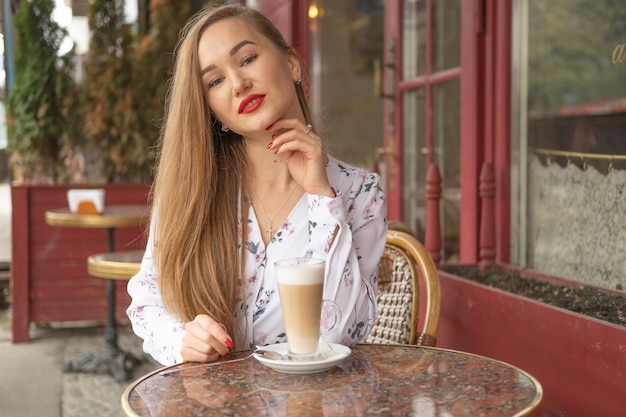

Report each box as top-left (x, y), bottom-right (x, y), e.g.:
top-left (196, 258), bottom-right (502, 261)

top-left (306, 169), bottom-right (387, 346)
top-left (126, 219), bottom-right (185, 366)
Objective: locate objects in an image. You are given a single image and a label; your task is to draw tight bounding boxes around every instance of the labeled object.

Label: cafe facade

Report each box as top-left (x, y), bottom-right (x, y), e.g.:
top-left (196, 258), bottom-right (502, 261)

top-left (255, 0), bottom-right (626, 291)
top-left (4, 2), bottom-right (623, 415)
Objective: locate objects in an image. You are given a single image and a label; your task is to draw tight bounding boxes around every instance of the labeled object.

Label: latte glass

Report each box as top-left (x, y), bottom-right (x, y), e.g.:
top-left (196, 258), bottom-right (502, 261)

top-left (275, 258), bottom-right (339, 358)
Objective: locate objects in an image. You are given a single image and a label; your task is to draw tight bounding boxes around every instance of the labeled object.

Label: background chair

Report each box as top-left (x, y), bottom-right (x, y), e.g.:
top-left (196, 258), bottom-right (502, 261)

top-left (365, 229), bottom-right (441, 346)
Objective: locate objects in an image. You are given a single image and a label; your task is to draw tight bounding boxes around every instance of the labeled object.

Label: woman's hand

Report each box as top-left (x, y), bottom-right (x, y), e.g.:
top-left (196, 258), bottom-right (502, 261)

top-left (266, 119), bottom-right (335, 197)
top-left (180, 314), bottom-right (233, 363)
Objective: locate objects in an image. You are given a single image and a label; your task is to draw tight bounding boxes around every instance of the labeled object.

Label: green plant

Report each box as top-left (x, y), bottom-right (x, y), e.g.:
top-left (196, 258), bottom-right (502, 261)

top-left (5, 0), bottom-right (78, 184)
top-left (80, 0), bottom-right (136, 182)
top-left (124, 0), bottom-right (191, 182)
top-left (80, 0), bottom-right (192, 183)
top-left (6, 0), bottom-right (208, 184)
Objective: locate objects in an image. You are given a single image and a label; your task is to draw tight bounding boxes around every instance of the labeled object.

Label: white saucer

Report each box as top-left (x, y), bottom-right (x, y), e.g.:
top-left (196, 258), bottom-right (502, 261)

top-left (253, 342), bottom-right (351, 374)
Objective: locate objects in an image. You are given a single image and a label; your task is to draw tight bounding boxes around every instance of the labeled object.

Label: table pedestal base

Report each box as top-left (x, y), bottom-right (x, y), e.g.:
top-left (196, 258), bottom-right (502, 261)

top-left (63, 344), bottom-right (142, 382)
top-left (44, 210), bottom-right (150, 382)
top-left (62, 271), bottom-right (143, 382)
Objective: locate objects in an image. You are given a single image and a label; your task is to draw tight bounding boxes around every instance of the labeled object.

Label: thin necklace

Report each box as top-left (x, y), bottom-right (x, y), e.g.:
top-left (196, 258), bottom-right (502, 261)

top-left (250, 183), bottom-right (299, 242)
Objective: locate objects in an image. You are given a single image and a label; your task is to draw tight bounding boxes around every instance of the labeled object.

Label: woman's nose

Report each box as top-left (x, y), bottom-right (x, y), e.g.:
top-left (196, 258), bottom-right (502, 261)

top-left (232, 72), bottom-right (252, 96)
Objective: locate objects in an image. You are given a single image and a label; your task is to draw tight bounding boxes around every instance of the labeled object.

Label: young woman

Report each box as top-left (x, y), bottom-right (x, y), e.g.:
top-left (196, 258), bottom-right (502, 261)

top-left (126, 3), bottom-right (386, 366)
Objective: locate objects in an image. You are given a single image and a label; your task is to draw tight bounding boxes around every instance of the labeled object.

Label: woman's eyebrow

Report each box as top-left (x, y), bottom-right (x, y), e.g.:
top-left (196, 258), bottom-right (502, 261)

top-left (200, 40), bottom-right (258, 76)
top-left (230, 40), bottom-right (256, 56)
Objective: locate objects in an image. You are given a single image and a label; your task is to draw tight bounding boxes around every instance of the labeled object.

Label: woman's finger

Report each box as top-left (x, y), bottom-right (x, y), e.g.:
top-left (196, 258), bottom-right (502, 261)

top-left (270, 125), bottom-right (323, 155)
top-left (197, 317), bottom-right (233, 353)
top-left (181, 315), bottom-right (233, 362)
top-left (180, 337), bottom-right (221, 363)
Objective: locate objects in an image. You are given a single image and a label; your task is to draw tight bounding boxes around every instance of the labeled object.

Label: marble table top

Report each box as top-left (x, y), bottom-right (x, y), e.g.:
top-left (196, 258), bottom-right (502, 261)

top-left (122, 344), bottom-right (543, 417)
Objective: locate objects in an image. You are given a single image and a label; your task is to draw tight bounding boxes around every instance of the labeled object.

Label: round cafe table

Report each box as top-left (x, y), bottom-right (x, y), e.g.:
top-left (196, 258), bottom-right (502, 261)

top-left (45, 204), bottom-right (149, 381)
top-left (121, 343), bottom-right (543, 416)
top-left (87, 250), bottom-right (143, 280)
top-left (45, 204), bottom-right (149, 230)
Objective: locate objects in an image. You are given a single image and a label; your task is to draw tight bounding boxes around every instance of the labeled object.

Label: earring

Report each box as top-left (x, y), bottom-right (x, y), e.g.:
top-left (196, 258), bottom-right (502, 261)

top-left (221, 124), bottom-right (229, 132)
top-left (295, 79), bottom-right (301, 85)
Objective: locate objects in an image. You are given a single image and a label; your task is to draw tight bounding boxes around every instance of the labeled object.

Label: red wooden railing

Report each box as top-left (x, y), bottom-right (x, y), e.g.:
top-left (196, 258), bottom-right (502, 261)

top-left (425, 164), bottom-right (442, 264)
top-left (422, 162), bottom-right (496, 265)
top-left (478, 163), bottom-right (496, 268)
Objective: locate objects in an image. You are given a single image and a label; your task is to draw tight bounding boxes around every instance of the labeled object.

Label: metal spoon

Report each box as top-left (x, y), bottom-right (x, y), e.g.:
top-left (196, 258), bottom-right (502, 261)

top-left (254, 347), bottom-right (286, 361)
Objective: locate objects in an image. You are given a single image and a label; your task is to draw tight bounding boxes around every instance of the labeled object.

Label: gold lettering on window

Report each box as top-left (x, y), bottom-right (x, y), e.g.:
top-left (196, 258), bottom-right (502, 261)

top-left (612, 43), bottom-right (626, 64)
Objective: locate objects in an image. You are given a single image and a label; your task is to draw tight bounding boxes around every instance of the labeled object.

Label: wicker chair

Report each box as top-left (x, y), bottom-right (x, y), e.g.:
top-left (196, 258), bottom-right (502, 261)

top-left (365, 230), bottom-right (441, 346)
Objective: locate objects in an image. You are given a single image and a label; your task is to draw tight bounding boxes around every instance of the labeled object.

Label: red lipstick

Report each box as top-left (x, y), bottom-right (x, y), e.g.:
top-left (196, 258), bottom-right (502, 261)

top-left (239, 94), bottom-right (265, 114)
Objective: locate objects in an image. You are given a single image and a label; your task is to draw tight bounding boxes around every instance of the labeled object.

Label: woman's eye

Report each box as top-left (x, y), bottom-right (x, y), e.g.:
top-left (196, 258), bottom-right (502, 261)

top-left (208, 76), bottom-right (224, 88)
top-left (241, 54), bottom-right (258, 66)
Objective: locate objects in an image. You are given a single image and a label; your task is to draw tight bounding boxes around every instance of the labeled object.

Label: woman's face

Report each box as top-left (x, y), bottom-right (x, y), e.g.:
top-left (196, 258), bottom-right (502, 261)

top-left (198, 17), bottom-right (302, 136)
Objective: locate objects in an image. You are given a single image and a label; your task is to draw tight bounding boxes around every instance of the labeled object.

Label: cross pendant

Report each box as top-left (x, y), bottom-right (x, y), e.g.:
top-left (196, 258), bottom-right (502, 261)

top-left (266, 220), bottom-right (274, 242)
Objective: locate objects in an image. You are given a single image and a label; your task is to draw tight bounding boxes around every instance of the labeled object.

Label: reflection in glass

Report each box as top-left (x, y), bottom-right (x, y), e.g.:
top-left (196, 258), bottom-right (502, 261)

top-left (513, 0), bottom-right (626, 289)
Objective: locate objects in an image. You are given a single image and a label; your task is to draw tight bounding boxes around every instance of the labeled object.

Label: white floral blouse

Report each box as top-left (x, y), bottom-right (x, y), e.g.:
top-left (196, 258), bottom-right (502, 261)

top-left (126, 155), bottom-right (387, 366)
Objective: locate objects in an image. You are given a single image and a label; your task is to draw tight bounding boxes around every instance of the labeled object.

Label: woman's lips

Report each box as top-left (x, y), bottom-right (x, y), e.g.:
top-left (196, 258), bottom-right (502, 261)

top-left (239, 94), bottom-right (265, 114)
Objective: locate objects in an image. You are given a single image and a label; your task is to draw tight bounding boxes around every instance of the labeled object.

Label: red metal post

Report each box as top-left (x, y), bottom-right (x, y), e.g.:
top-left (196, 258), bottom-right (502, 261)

top-left (493, 0), bottom-right (512, 263)
top-left (479, 162), bottom-right (496, 268)
top-left (10, 186), bottom-right (31, 343)
top-left (458, 0), bottom-right (482, 263)
top-left (382, 0), bottom-right (403, 220)
top-left (425, 164), bottom-right (442, 264)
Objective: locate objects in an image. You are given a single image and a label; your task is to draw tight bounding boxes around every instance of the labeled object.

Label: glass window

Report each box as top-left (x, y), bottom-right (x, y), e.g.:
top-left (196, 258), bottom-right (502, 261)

top-left (401, 0), bottom-right (460, 261)
top-left (432, 80), bottom-right (460, 260)
top-left (403, 88), bottom-right (427, 242)
top-left (512, 0), bottom-right (626, 290)
top-left (309, 0), bottom-right (384, 169)
top-left (403, 0), bottom-right (427, 79)
top-left (432, 0), bottom-right (460, 72)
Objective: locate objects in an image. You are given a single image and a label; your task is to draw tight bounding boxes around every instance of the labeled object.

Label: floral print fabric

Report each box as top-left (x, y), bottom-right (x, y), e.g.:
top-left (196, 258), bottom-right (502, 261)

top-left (126, 155), bottom-right (387, 365)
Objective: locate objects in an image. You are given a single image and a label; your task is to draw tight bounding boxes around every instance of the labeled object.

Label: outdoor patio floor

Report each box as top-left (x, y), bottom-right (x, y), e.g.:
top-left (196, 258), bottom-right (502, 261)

top-left (0, 319), bottom-right (159, 417)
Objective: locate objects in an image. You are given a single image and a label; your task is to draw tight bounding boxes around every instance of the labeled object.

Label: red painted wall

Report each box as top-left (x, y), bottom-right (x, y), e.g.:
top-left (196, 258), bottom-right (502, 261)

top-left (437, 270), bottom-right (626, 417)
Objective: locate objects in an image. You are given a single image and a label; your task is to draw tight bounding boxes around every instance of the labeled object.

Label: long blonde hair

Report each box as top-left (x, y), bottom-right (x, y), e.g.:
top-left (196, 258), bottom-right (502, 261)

top-left (152, 3), bottom-right (312, 341)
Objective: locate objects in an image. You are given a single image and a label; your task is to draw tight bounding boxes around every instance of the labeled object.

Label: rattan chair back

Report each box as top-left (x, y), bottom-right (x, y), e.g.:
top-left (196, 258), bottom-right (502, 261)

top-left (365, 230), bottom-right (441, 346)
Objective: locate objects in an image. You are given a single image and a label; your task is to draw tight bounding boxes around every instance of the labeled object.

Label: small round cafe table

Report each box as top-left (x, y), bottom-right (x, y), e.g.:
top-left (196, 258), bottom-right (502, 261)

top-left (87, 250), bottom-right (143, 280)
top-left (121, 343), bottom-right (543, 417)
top-left (45, 204), bottom-right (149, 381)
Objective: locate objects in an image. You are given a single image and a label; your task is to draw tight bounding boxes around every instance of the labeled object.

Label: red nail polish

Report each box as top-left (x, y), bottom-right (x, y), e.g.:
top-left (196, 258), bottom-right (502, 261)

top-left (271, 134), bottom-right (277, 139)
top-left (266, 142), bottom-right (273, 149)
top-left (265, 124), bottom-right (273, 131)
top-left (224, 351), bottom-right (230, 357)
top-left (274, 148), bottom-right (279, 155)
top-left (224, 338), bottom-right (234, 348)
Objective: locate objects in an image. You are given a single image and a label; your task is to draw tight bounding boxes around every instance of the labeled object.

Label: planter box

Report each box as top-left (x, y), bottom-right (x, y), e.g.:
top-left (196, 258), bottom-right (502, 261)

top-left (11, 183), bottom-right (151, 343)
top-left (437, 268), bottom-right (626, 417)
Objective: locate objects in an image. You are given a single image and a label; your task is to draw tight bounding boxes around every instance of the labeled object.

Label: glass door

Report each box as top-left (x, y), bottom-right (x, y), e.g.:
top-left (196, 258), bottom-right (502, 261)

top-left (387, 0), bottom-right (462, 262)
